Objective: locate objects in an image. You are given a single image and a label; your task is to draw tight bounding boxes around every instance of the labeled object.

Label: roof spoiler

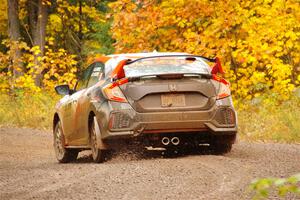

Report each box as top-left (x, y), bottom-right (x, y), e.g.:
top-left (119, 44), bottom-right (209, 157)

top-left (111, 55), bottom-right (224, 80)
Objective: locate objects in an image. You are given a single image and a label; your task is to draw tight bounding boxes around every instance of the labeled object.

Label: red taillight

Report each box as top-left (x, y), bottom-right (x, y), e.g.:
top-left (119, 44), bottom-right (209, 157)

top-left (212, 74), bottom-right (229, 85)
top-left (102, 78), bottom-right (128, 102)
top-left (212, 75), bottom-right (230, 99)
top-left (217, 91), bottom-right (230, 99)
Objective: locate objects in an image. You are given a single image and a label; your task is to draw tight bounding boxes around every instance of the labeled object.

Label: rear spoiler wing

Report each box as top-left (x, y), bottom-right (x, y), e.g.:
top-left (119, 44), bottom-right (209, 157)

top-left (111, 54), bottom-right (224, 80)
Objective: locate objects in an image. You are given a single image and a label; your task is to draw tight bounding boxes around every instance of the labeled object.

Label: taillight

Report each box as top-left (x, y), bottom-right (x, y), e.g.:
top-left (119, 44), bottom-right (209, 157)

top-left (217, 83), bottom-right (230, 99)
top-left (102, 78), bottom-right (128, 102)
top-left (213, 75), bottom-right (230, 100)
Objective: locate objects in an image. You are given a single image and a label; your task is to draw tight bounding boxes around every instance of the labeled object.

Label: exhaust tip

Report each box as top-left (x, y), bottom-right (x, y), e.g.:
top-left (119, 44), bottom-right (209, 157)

top-left (162, 137), bottom-right (170, 146)
top-left (171, 137), bottom-right (180, 146)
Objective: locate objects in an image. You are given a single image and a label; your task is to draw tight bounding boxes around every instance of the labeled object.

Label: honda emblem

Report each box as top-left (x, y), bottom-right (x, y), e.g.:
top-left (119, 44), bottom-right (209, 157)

top-left (169, 84), bottom-right (177, 91)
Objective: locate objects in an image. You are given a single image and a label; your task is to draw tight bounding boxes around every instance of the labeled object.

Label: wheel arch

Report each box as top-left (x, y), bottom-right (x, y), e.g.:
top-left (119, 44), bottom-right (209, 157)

top-left (87, 109), bottom-right (108, 150)
top-left (87, 102), bottom-right (104, 135)
top-left (53, 113), bottom-right (60, 132)
top-left (88, 111), bottom-right (96, 134)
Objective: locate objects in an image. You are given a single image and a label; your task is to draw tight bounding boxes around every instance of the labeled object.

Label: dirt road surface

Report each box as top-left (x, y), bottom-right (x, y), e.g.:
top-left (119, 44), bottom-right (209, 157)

top-left (0, 127), bottom-right (299, 200)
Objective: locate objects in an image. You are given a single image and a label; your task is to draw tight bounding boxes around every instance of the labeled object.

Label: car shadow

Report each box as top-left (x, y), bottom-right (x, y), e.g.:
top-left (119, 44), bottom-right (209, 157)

top-left (75, 154), bottom-right (93, 163)
top-left (73, 146), bottom-right (221, 164)
top-left (145, 146), bottom-right (217, 159)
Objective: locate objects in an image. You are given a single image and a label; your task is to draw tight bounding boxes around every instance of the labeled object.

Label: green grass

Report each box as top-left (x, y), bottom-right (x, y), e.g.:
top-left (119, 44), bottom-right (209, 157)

top-left (249, 173), bottom-right (300, 199)
top-left (1, 91), bottom-right (299, 143)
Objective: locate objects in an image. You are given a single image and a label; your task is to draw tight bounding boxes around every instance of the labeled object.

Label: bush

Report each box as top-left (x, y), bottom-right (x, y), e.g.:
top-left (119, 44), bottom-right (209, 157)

top-left (250, 173), bottom-right (300, 199)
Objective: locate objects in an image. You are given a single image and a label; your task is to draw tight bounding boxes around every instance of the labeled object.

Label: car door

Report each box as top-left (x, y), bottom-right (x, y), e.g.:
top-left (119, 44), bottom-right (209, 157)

top-left (65, 64), bottom-right (94, 146)
top-left (74, 62), bottom-right (106, 145)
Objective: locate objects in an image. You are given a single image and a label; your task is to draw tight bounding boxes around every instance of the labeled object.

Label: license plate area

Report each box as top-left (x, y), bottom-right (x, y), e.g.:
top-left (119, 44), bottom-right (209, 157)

top-left (161, 94), bottom-right (185, 107)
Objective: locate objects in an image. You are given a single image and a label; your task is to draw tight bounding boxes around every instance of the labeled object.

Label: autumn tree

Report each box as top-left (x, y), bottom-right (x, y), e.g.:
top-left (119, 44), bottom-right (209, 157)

top-left (1, 0), bottom-right (114, 92)
top-left (110, 0), bottom-right (300, 101)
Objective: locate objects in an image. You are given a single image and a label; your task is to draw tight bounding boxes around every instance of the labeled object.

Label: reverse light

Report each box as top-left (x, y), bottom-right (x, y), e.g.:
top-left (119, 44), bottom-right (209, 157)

top-left (102, 78), bottom-right (128, 102)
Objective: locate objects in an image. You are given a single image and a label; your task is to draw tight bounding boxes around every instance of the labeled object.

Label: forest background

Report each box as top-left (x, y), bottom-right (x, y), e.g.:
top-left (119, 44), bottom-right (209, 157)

top-left (0, 0), bottom-right (299, 143)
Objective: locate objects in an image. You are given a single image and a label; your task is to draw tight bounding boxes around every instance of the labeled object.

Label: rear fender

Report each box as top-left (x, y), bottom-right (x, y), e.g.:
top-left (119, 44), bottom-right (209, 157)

top-left (93, 116), bottom-right (108, 150)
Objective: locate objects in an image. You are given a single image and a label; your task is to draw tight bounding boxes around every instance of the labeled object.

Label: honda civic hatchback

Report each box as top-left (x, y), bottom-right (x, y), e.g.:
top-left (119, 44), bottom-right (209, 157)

top-left (53, 52), bottom-right (237, 163)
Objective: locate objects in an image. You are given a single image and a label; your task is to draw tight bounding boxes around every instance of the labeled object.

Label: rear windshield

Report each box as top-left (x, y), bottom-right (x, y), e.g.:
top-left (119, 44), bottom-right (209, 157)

top-left (123, 58), bottom-right (211, 78)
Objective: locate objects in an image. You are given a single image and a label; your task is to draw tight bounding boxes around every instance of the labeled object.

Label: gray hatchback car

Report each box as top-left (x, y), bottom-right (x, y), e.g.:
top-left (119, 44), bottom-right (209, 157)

top-left (53, 52), bottom-right (237, 163)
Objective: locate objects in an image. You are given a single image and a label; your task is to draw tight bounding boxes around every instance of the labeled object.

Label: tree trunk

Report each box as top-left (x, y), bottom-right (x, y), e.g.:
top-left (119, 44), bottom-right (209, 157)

top-left (78, 0), bottom-right (83, 41)
top-left (30, 0), bottom-right (48, 87)
top-left (33, 0), bottom-right (48, 54)
top-left (27, 0), bottom-right (37, 45)
top-left (7, 0), bottom-right (23, 78)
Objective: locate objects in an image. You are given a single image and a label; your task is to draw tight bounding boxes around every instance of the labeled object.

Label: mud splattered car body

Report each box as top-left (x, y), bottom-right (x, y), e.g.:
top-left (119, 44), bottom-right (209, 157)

top-left (53, 52), bottom-right (237, 163)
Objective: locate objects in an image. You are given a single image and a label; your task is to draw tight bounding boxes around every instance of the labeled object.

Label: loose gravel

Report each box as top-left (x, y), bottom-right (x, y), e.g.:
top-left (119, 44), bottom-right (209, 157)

top-left (0, 127), bottom-right (299, 200)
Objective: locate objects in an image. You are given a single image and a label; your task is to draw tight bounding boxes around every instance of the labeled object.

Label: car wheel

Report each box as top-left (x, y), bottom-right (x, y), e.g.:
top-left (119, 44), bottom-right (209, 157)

top-left (211, 142), bottom-right (232, 154)
top-left (53, 121), bottom-right (78, 163)
top-left (90, 119), bottom-right (105, 163)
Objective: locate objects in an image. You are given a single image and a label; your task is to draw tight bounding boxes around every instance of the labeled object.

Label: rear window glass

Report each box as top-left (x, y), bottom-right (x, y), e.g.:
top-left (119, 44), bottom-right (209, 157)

top-left (123, 58), bottom-right (210, 78)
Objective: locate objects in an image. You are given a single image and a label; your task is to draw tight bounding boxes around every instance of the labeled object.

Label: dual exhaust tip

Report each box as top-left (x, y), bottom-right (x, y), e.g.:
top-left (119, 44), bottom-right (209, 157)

top-left (162, 137), bottom-right (180, 146)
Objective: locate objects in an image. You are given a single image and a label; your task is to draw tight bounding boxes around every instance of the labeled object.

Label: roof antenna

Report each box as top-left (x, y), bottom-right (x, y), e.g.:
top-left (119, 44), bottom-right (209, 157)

top-left (153, 49), bottom-right (158, 53)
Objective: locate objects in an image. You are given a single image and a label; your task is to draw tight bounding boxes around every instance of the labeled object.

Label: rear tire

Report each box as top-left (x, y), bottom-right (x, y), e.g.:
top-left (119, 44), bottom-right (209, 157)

top-left (53, 121), bottom-right (78, 163)
top-left (210, 134), bottom-right (236, 155)
top-left (90, 119), bottom-right (105, 163)
top-left (211, 143), bottom-right (232, 154)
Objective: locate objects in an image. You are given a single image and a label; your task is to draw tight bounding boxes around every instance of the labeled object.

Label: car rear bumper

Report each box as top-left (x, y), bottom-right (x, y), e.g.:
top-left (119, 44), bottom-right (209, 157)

top-left (97, 101), bottom-right (237, 140)
top-left (103, 124), bottom-right (237, 140)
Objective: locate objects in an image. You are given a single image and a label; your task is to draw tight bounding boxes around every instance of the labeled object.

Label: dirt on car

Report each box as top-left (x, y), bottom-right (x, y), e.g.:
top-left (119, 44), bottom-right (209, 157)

top-left (0, 127), bottom-right (299, 200)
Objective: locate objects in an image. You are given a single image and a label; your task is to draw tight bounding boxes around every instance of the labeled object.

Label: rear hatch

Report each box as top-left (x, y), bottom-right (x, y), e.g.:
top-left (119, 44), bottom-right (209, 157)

top-left (119, 76), bottom-right (216, 113)
top-left (110, 55), bottom-right (219, 113)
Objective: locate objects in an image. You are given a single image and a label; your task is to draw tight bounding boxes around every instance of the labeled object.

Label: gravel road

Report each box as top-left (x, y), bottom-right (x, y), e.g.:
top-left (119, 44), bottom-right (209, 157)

top-left (0, 127), bottom-right (299, 200)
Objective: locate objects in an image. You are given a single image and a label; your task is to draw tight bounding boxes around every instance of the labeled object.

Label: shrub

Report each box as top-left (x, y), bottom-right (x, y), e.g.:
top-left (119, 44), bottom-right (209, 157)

top-left (250, 173), bottom-right (300, 199)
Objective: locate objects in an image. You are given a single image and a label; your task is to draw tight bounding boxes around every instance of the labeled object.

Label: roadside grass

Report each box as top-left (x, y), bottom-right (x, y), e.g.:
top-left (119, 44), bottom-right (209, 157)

top-left (237, 97), bottom-right (300, 143)
top-left (0, 91), bottom-right (58, 129)
top-left (0, 91), bottom-right (299, 143)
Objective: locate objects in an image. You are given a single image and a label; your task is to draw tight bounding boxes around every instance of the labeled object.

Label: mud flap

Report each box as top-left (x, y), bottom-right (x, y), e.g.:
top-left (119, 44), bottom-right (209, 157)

top-left (93, 117), bottom-right (108, 150)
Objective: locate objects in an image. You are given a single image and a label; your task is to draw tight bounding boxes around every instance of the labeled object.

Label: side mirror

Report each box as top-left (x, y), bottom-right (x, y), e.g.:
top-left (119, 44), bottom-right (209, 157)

top-left (55, 84), bottom-right (71, 96)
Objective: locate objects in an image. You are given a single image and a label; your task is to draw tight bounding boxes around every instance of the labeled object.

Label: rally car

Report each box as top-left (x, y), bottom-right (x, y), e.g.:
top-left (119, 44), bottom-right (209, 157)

top-left (53, 52), bottom-right (237, 163)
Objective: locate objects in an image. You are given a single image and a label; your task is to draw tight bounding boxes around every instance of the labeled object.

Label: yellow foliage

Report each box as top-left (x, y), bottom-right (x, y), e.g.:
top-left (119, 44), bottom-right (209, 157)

top-left (47, 0), bottom-right (105, 38)
top-left (0, 0), bottom-right (7, 35)
top-left (0, 41), bottom-right (78, 93)
top-left (42, 46), bottom-right (77, 90)
top-left (110, 0), bottom-right (300, 101)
